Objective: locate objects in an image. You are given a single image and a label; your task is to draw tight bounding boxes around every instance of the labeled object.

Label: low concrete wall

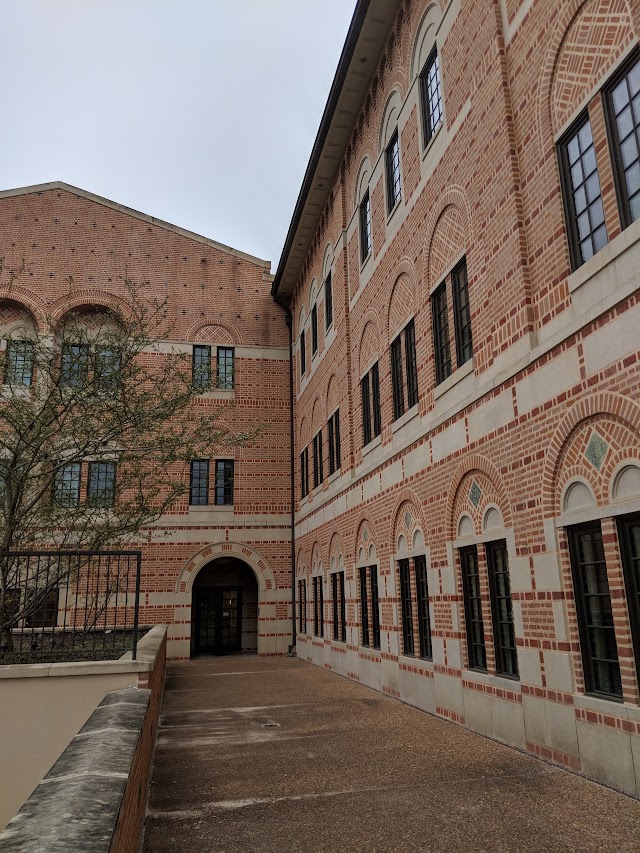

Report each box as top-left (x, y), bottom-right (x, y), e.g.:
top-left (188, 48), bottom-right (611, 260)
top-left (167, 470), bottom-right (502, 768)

top-left (0, 625), bottom-right (167, 832)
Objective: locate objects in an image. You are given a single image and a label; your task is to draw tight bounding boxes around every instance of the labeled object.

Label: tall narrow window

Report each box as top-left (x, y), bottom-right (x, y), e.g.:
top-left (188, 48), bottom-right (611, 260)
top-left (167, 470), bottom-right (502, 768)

top-left (313, 575), bottom-right (324, 637)
top-left (360, 190), bottom-right (372, 262)
top-left (420, 47), bottom-right (443, 148)
top-left (618, 513), bottom-right (640, 683)
top-left (311, 304), bottom-right (318, 356)
top-left (300, 447), bottom-right (309, 499)
top-left (312, 430), bottom-right (323, 489)
top-left (4, 341), bottom-right (34, 386)
top-left (359, 566), bottom-right (370, 647)
top-left (216, 347), bottom-right (234, 389)
top-left (300, 329), bottom-right (306, 376)
top-left (415, 555), bottom-right (432, 659)
top-left (215, 459), bottom-right (234, 505)
top-left (190, 460), bottom-right (209, 506)
top-left (60, 343), bottom-right (89, 388)
top-left (332, 571), bottom-right (346, 642)
top-left (361, 362), bottom-right (382, 446)
top-left (486, 541), bottom-right (518, 678)
top-left (404, 319), bottom-right (418, 409)
top-left (370, 566), bottom-right (381, 650)
top-left (371, 363), bottom-right (381, 437)
top-left (399, 558), bottom-right (414, 656)
top-left (452, 258), bottom-right (473, 367)
top-left (559, 116), bottom-right (608, 269)
top-left (385, 129), bottom-right (402, 212)
top-left (87, 462), bottom-right (116, 508)
top-left (328, 409), bottom-right (341, 475)
top-left (361, 372), bottom-right (372, 447)
top-left (568, 523), bottom-right (622, 699)
top-left (298, 579), bottom-right (307, 633)
top-left (325, 273), bottom-right (333, 329)
top-left (391, 336), bottom-right (405, 420)
top-left (192, 345), bottom-right (211, 390)
top-left (606, 53), bottom-right (640, 228)
top-left (432, 282), bottom-right (452, 385)
top-left (461, 546), bottom-right (486, 671)
top-left (54, 462), bottom-right (81, 507)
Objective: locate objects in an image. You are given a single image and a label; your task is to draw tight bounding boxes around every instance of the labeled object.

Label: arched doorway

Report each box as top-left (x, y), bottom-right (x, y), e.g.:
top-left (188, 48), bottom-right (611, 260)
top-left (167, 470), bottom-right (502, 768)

top-left (191, 558), bottom-right (258, 656)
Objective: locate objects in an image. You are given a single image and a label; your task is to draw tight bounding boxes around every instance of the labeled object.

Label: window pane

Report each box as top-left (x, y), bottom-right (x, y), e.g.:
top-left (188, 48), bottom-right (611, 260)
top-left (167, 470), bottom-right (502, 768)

top-left (311, 305), bottom-right (318, 355)
top-left (420, 48), bottom-right (443, 147)
top-left (370, 566), bottom-right (381, 650)
top-left (360, 192), bottom-right (372, 261)
top-left (54, 463), bottom-right (81, 507)
top-left (215, 459), bottom-right (234, 505)
top-left (325, 273), bottom-right (333, 329)
top-left (371, 363), bottom-right (382, 437)
top-left (360, 566), bottom-right (369, 647)
top-left (391, 335), bottom-right (405, 420)
top-left (190, 459), bottom-right (209, 506)
top-left (617, 514), bottom-right (640, 685)
top-left (5, 341), bottom-right (34, 386)
top-left (452, 259), bottom-right (473, 367)
top-left (415, 555), bottom-right (432, 659)
top-left (461, 546), bottom-right (486, 670)
top-left (361, 373), bottom-right (372, 447)
top-left (404, 319), bottom-right (419, 409)
top-left (216, 347), bottom-right (234, 389)
top-left (487, 541), bottom-right (518, 678)
top-left (385, 129), bottom-right (402, 211)
top-left (399, 558), bottom-right (414, 656)
top-left (432, 282), bottom-right (452, 384)
top-left (300, 330), bottom-right (306, 376)
top-left (95, 346), bottom-right (121, 390)
top-left (61, 344), bottom-right (89, 387)
top-left (87, 462), bottom-right (116, 508)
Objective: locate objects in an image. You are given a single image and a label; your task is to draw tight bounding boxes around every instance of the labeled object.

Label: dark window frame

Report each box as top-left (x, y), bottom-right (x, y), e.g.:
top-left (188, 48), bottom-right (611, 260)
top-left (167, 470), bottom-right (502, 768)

top-left (300, 446), bottom-right (309, 499)
top-left (298, 578), bottom-right (307, 633)
top-left (486, 540), bottom-right (518, 679)
top-left (4, 340), bottom-right (34, 386)
top-left (568, 522), bottom-right (622, 700)
top-left (617, 512), bottom-right (640, 684)
top-left (391, 334), bottom-right (405, 420)
top-left (404, 318), bottom-right (418, 409)
top-left (461, 545), bottom-right (487, 671)
top-left (359, 190), bottom-right (372, 262)
top-left (216, 346), bottom-right (234, 390)
top-left (361, 362), bottom-right (381, 447)
top-left (325, 272), bottom-right (333, 330)
top-left (399, 558), bottom-right (415, 656)
top-left (452, 258), bottom-right (473, 368)
top-left (86, 461), bottom-right (117, 508)
top-left (431, 281), bottom-right (452, 385)
top-left (359, 565), bottom-right (370, 647)
top-left (214, 459), bottom-right (234, 506)
top-left (419, 46), bottom-right (443, 148)
top-left (54, 462), bottom-right (82, 508)
top-left (300, 329), bottom-right (306, 377)
top-left (328, 409), bottom-right (341, 475)
top-left (415, 555), bottom-right (432, 660)
top-left (192, 344), bottom-right (211, 391)
top-left (332, 571), bottom-right (346, 642)
top-left (189, 459), bottom-right (209, 506)
top-left (558, 112), bottom-right (608, 271)
top-left (311, 304), bottom-right (318, 356)
top-left (385, 128), bottom-right (402, 213)
top-left (313, 575), bottom-right (324, 638)
top-left (370, 565), bottom-right (381, 650)
top-left (604, 48), bottom-right (640, 230)
top-left (60, 343), bottom-right (89, 388)
top-left (312, 429), bottom-right (323, 489)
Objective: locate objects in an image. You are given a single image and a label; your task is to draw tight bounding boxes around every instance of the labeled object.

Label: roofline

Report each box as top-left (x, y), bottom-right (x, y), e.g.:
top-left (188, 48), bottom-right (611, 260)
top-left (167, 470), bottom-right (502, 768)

top-left (271, 0), bottom-right (371, 300)
top-left (0, 181), bottom-right (272, 270)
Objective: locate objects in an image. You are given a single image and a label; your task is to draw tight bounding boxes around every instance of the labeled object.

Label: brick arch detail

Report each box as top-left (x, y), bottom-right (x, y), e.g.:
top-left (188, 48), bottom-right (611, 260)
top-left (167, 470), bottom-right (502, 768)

top-left (328, 529), bottom-right (345, 574)
top-left (326, 373), bottom-right (339, 416)
top-left (388, 487), bottom-right (429, 550)
top-left (187, 319), bottom-right (238, 344)
top-left (311, 396), bottom-right (324, 432)
top-left (296, 546), bottom-right (308, 576)
top-left (537, 0), bottom-right (636, 148)
top-left (358, 311), bottom-right (382, 376)
top-left (310, 540), bottom-right (323, 572)
top-left (353, 511), bottom-right (379, 563)
top-left (175, 542), bottom-right (277, 595)
top-left (49, 289), bottom-right (133, 326)
top-left (541, 392), bottom-right (640, 518)
top-left (446, 455), bottom-right (513, 541)
top-left (385, 257), bottom-right (417, 342)
top-left (0, 290), bottom-right (48, 334)
top-left (422, 187), bottom-right (472, 294)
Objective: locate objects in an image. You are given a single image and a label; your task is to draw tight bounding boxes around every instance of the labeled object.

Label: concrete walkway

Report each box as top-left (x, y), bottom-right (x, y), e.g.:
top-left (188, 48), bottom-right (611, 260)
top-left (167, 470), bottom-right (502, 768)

top-left (143, 656), bottom-right (640, 853)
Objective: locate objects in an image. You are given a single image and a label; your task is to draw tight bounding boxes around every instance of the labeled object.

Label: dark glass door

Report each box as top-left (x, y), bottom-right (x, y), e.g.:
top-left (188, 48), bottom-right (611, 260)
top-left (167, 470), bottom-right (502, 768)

top-left (194, 587), bottom-right (242, 655)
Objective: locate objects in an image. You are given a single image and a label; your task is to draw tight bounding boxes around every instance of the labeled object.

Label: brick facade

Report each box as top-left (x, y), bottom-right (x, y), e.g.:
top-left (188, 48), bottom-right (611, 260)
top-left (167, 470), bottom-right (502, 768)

top-left (282, 0), bottom-right (640, 795)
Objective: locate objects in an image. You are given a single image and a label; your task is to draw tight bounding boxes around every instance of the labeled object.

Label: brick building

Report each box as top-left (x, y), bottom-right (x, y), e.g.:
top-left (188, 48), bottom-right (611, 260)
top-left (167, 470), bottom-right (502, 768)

top-left (272, 0), bottom-right (640, 796)
top-left (2, 0), bottom-right (640, 797)
top-left (0, 183), bottom-right (293, 659)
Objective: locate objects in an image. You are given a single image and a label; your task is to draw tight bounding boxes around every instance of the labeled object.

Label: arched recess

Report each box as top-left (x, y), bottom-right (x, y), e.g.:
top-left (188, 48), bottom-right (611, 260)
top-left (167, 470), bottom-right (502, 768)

top-left (322, 244), bottom-right (334, 282)
top-left (388, 269), bottom-right (416, 342)
top-left (410, 1), bottom-right (442, 80)
top-left (422, 188), bottom-right (473, 293)
top-left (0, 298), bottom-right (40, 338)
top-left (298, 415), bottom-right (309, 452)
top-left (188, 320), bottom-right (238, 344)
top-left (537, 0), bottom-right (636, 148)
top-left (358, 314), bottom-right (382, 377)
top-left (542, 393), bottom-right (640, 518)
top-left (176, 542), bottom-right (276, 595)
top-left (379, 88), bottom-right (403, 153)
top-left (354, 155), bottom-right (374, 210)
top-left (354, 513), bottom-right (379, 567)
top-left (311, 396), bottom-right (324, 435)
top-left (311, 541), bottom-right (323, 574)
top-left (326, 373), bottom-right (339, 419)
top-left (0, 293), bottom-right (47, 334)
top-left (296, 547), bottom-right (308, 578)
top-left (309, 278), bottom-right (319, 315)
top-left (49, 290), bottom-right (133, 327)
top-left (446, 454), bottom-right (513, 541)
top-left (390, 490), bottom-right (428, 554)
top-left (297, 306), bottom-right (307, 340)
top-left (328, 530), bottom-right (345, 577)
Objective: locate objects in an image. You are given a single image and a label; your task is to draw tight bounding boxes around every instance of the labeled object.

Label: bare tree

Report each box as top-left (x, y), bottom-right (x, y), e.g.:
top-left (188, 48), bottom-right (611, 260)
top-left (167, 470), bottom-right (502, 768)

top-left (0, 270), bottom-right (254, 650)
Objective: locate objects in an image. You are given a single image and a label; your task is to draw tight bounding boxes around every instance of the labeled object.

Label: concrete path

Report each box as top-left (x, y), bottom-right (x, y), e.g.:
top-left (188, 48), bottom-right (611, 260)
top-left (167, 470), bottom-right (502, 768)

top-left (143, 656), bottom-right (640, 853)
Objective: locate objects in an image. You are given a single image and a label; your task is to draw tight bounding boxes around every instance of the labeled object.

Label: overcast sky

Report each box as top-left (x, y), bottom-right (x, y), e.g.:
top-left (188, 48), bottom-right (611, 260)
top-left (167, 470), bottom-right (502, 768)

top-left (1, 1), bottom-right (356, 269)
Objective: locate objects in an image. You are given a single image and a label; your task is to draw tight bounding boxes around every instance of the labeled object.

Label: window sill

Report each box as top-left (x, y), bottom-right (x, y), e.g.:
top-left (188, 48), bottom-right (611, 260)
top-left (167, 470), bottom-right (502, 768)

top-left (567, 214), bottom-right (640, 295)
top-left (391, 403), bottom-right (419, 434)
top-left (194, 388), bottom-right (235, 401)
top-left (189, 504), bottom-right (234, 511)
top-left (462, 669), bottom-right (522, 692)
top-left (360, 251), bottom-right (372, 273)
top-left (386, 196), bottom-right (402, 225)
top-left (421, 121), bottom-right (443, 161)
top-left (1, 385), bottom-right (31, 398)
top-left (574, 692), bottom-right (625, 712)
top-left (362, 433), bottom-right (382, 458)
top-left (328, 468), bottom-right (341, 485)
top-left (312, 483), bottom-right (324, 497)
top-left (433, 357), bottom-right (474, 400)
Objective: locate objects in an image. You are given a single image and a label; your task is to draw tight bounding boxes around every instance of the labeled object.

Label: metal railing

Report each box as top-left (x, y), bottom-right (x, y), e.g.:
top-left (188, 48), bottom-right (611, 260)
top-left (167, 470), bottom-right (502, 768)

top-left (0, 550), bottom-right (142, 664)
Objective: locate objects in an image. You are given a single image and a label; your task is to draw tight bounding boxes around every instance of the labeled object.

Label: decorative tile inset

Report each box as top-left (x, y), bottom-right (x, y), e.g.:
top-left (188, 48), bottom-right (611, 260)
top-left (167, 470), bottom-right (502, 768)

top-left (469, 480), bottom-right (482, 508)
top-left (363, 527), bottom-right (368, 542)
top-left (585, 431), bottom-right (609, 471)
top-left (404, 508), bottom-right (412, 529)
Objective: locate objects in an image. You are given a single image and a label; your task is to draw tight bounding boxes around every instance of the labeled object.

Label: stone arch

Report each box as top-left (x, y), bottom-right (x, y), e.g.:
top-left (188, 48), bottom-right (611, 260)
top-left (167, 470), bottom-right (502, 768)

top-left (0, 298), bottom-right (41, 338)
top-left (387, 270), bottom-right (416, 342)
top-left (358, 313), bottom-right (381, 376)
top-left (175, 541), bottom-right (276, 595)
top-left (326, 373), bottom-right (339, 417)
top-left (328, 530), bottom-right (345, 577)
top-left (446, 455), bottom-right (513, 541)
top-left (611, 462), bottom-right (640, 503)
top-left (537, 0), bottom-right (636, 147)
top-left (422, 188), bottom-right (473, 293)
top-left (410, 1), bottom-right (442, 80)
top-left (0, 291), bottom-right (47, 334)
top-left (188, 320), bottom-right (238, 344)
top-left (311, 396), bottom-right (324, 433)
top-left (309, 277), bottom-right (319, 311)
top-left (322, 243), bottom-right (334, 281)
top-left (354, 154), bottom-right (374, 209)
top-left (296, 546), bottom-right (308, 577)
top-left (390, 490), bottom-right (428, 554)
top-left (379, 88), bottom-right (404, 153)
top-left (354, 512), bottom-right (379, 566)
top-left (541, 392), bottom-right (640, 519)
top-left (49, 290), bottom-right (133, 327)
top-left (297, 305), bottom-right (307, 339)
top-left (311, 541), bottom-right (323, 573)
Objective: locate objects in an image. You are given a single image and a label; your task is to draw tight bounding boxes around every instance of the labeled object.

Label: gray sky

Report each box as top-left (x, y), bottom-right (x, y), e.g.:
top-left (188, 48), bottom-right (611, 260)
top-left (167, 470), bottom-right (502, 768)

top-left (1, 1), bottom-right (356, 269)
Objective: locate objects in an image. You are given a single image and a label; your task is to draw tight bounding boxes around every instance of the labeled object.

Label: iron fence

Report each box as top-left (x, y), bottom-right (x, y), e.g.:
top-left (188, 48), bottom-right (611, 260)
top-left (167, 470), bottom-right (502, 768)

top-left (0, 550), bottom-right (142, 664)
